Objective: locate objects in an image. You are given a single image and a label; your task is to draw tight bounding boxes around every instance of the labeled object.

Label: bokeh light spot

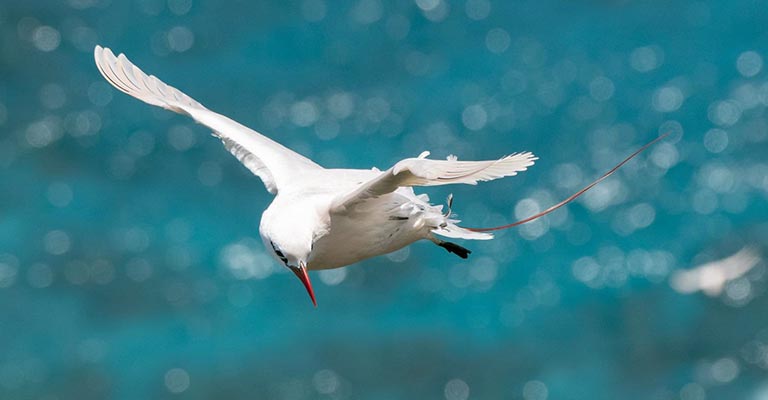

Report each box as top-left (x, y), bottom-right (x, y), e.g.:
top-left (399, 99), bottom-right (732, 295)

top-left (319, 269), bottom-right (347, 286)
top-left (465, 0), bottom-right (491, 20)
top-left (523, 380), bottom-right (548, 400)
top-left (630, 45), bottom-right (663, 72)
top-left (462, 104), bottom-right (487, 131)
top-left (485, 28), bottom-right (511, 54)
top-left (652, 86), bottom-right (684, 112)
top-left (164, 368), bottom-right (190, 394)
top-left (736, 51), bottom-right (763, 77)
top-left (32, 26), bottom-right (61, 52)
top-left (444, 378), bottom-right (470, 400)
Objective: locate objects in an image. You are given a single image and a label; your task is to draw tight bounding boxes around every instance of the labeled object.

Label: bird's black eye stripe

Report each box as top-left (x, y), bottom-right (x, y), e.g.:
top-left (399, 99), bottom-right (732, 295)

top-left (270, 241), bottom-right (288, 264)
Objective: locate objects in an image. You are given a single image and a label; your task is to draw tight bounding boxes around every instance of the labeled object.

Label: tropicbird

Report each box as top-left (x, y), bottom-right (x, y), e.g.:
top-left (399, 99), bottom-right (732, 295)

top-left (94, 45), bottom-right (663, 306)
top-left (670, 247), bottom-right (762, 296)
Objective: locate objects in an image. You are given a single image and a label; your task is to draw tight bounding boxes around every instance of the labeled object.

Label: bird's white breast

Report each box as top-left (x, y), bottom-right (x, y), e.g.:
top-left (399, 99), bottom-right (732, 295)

top-left (307, 191), bottom-right (437, 270)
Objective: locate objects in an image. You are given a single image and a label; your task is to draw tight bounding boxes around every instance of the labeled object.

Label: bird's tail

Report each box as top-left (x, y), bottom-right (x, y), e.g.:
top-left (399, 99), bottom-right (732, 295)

top-left (432, 223), bottom-right (493, 240)
top-left (425, 194), bottom-right (493, 240)
top-left (462, 133), bottom-right (669, 232)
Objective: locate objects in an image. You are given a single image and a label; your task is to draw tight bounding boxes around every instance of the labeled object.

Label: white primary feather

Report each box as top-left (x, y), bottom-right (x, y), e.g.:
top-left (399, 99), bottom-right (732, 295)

top-left (93, 45), bottom-right (321, 194)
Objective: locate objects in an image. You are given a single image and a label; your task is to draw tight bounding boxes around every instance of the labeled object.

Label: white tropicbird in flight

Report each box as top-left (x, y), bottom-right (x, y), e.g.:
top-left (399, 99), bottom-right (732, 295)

top-left (94, 45), bottom-right (665, 306)
top-left (670, 246), bottom-right (762, 296)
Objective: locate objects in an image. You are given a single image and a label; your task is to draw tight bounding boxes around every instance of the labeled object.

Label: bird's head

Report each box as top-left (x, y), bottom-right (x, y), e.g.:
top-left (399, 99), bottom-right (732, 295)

top-left (266, 228), bottom-right (318, 307)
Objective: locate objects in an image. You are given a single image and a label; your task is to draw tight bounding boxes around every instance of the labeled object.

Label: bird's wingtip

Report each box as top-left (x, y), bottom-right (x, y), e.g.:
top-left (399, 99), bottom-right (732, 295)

top-left (94, 45), bottom-right (119, 60)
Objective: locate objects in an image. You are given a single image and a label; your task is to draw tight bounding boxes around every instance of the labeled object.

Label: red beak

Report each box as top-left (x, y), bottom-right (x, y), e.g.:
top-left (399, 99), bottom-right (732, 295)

top-left (290, 262), bottom-right (317, 307)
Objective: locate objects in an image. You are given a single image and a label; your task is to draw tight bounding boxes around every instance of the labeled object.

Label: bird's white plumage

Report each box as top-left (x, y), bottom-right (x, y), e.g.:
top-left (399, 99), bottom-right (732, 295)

top-left (670, 247), bottom-right (762, 296)
top-left (94, 45), bottom-right (537, 283)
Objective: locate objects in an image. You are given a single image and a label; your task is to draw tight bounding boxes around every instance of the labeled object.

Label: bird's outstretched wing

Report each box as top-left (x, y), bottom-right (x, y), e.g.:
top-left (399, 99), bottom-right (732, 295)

top-left (332, 152), bottom-right (537, 212)
top-left (94, 45), bottom-right (322, 194)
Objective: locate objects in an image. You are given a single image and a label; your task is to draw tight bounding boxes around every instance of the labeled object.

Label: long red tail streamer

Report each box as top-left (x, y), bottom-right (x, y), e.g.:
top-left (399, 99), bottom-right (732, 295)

top-left (466, 133), bottom-right (669, 232)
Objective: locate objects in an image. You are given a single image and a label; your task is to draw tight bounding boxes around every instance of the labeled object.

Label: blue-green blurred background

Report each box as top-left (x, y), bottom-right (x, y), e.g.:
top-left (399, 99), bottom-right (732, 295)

top-left (2, 0), bottom-right (768, 399)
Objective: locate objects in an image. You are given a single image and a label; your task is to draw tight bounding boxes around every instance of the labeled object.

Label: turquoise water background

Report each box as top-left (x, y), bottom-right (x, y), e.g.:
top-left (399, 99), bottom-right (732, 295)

top-left (1, 0), bottom-right (768, 399)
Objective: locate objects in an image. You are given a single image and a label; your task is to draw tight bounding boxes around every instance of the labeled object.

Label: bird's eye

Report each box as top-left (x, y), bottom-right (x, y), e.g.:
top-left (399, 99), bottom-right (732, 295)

top-left (270, 241), bottom-right (288, 264)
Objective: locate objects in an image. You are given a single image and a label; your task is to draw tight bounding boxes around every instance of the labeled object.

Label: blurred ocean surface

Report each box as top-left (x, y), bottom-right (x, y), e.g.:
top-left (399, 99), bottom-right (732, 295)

top-left (1, 0), bottom-right (768, 399)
